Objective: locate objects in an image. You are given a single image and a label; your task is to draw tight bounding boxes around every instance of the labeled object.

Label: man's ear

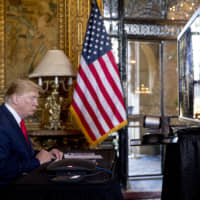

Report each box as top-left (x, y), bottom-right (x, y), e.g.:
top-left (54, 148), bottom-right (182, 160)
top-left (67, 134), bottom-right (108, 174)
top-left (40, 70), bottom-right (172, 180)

top-left (11, 94), bottom-right (20, 105)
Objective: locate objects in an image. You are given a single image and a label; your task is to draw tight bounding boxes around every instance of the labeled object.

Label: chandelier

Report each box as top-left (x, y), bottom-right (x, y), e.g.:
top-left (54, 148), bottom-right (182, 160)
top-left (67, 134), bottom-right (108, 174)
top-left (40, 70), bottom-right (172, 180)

top-left (167, 0), bottom-right (200, 20)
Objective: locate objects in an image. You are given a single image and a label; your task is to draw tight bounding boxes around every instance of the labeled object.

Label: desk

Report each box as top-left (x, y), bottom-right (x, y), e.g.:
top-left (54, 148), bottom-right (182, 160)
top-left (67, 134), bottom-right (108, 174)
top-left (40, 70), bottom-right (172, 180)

top-left (7, 150), bottom-right (123, 200)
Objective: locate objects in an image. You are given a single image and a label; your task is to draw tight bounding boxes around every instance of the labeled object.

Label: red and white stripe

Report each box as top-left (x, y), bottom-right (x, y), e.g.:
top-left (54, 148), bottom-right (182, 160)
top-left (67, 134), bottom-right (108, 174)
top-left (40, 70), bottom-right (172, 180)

top-left (72, 51), bottom-right (127, 142)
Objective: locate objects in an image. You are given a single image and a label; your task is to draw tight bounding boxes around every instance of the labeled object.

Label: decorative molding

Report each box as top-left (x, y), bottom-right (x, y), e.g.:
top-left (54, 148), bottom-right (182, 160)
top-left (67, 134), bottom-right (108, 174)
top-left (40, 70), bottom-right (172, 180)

top-left (124, 23), bottom-right (184, 38)
top-left (66, 0), bottom-right (91, 69)
top-left (58, 0), bottom-right (66, 51)
top-left (124, 0), bottom-right (167, 19)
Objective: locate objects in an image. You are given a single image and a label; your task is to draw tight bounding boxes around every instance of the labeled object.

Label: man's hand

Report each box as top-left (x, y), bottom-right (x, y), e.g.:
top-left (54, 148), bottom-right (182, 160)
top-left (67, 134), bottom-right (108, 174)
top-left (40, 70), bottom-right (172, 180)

top-left (35, 148), bottom-right (63, 164)
top-left (49, 148), bottom-right (63, 161)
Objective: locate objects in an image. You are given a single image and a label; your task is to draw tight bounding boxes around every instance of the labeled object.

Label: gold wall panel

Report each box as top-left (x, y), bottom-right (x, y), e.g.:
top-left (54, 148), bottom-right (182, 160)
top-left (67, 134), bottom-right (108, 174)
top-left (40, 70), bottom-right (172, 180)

top-left (65, 0), bottom-right (102, 69)
top-left (65, 0), bottom-right (91, 69)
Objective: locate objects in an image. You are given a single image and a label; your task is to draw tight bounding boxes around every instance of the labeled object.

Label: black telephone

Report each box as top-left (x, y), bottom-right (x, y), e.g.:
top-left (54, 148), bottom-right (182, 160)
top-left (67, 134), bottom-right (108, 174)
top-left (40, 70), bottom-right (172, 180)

top-left (47, 158), bottom-right (96, 172)
top-left (46, 158), bottom-right (97, 183)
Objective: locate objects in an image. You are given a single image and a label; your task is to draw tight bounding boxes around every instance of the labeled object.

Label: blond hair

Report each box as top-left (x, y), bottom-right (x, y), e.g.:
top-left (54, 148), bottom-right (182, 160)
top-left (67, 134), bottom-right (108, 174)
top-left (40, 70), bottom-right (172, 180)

top-left (4, 79), bottom-right (43, 102)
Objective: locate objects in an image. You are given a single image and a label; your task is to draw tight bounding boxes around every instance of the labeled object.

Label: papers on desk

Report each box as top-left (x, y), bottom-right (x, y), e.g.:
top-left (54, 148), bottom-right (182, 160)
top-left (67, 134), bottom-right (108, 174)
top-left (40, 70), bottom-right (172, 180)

top-left (64, 152), bottom-right (103, 160)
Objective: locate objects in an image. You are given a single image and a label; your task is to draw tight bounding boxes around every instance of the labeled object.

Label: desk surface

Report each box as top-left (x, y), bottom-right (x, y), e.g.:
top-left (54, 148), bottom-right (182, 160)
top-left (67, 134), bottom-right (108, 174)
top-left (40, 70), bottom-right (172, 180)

top-left (10, 149), bottom-right (123, 200)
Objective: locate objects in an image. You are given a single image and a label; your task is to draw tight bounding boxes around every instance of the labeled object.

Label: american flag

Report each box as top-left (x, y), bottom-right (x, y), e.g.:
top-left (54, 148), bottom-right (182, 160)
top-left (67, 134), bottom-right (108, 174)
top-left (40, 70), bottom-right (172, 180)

top-left (70, 0), bottom-right (127, 146)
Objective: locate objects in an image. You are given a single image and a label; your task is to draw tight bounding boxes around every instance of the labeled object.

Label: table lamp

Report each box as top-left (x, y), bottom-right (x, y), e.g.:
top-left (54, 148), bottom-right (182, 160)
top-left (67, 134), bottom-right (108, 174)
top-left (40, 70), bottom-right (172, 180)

top-left (29, 49), bottom-right (77, 130)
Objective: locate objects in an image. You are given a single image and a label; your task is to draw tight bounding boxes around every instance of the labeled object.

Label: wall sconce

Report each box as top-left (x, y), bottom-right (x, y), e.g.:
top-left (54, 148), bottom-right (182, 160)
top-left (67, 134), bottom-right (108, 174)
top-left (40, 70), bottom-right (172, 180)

top-left (29, 49), bottom-right (77, 130)
top-left (135, 83), bottom-right (150, 94)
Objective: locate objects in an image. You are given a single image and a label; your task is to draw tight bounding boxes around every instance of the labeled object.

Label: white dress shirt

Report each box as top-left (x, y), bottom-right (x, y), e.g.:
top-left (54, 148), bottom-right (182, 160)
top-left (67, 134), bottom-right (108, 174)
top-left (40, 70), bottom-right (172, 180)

top-left (5, 103), bottom-right (22, 127)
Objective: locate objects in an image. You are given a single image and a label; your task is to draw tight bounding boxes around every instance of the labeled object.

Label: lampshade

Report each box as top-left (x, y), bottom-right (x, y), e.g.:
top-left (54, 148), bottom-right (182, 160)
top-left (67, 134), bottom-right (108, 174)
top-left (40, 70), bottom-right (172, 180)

top-left (29, 50), bottom-right (77, 78)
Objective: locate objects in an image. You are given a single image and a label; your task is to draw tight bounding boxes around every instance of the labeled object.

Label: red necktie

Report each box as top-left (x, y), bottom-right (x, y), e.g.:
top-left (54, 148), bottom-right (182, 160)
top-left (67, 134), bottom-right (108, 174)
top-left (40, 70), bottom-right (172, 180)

top-left (20, 120), bottom-right (29, 144)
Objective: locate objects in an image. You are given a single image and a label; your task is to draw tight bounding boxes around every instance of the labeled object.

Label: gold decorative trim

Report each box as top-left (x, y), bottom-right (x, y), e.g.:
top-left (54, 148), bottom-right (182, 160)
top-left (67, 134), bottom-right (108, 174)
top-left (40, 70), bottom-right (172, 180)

top-left (67, 0), bottom-right (72, 59)
top-left (58, 0), bottom-right (66, 51)
top-left (66, 0), bottom-right (91, 69)
top-left (96, 0), bottom-right (103, 11)
top-left (78, 23), bottom-right (82, 45)
top-left (0, 0), bottom-right (5, 93)
top-left (78, 0), bottom-right (82, 16)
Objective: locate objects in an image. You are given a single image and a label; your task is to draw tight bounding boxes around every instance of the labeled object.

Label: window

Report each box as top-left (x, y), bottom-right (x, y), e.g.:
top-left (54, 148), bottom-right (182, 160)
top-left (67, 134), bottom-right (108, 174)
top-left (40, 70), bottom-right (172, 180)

top-left (127, 41), bottom-right (161, 176)
top-left (103, 0), bottom-right (196, 184)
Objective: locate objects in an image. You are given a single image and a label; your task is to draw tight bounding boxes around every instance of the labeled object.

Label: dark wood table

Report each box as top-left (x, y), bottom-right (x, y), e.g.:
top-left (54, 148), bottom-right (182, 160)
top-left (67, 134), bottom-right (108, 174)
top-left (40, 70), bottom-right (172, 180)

top-left (3, 149), bottom-right (124, 200)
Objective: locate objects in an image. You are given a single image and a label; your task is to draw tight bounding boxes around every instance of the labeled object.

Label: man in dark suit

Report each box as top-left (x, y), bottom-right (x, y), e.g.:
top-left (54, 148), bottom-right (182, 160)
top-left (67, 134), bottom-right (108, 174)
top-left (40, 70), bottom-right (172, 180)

top-left (0, 79), bottom-right (63, 184)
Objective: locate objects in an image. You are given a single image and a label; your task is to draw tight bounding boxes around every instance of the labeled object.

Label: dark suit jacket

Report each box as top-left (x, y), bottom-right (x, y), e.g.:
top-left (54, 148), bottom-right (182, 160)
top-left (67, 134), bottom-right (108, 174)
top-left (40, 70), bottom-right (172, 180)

top-left (0, 103), bottom-right (40, 183)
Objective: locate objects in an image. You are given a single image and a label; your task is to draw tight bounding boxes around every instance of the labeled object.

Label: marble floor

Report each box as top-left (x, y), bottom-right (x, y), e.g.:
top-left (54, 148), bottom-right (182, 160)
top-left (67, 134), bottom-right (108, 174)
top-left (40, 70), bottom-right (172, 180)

top-left (123, 153), bottom-right (163, 199)
top-left (126, 177), bottom-right (162, 193)
top-left (128, 154), bottom-right (162, 177)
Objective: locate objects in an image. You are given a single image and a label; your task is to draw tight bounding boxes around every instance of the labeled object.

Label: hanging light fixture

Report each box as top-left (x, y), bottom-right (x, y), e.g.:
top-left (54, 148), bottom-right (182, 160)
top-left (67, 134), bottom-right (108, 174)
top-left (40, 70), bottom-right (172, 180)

top-left (167, 0), bottom-right (200, 20)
